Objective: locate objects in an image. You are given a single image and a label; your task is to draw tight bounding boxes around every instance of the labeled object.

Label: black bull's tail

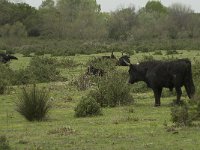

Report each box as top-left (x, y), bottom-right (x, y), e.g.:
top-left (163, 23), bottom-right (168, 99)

top-left (184, 61), bottom-right (195, 99)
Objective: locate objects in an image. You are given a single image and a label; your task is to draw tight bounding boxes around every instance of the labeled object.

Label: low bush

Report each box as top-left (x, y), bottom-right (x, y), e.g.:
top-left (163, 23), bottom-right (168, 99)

top-left (28, 56), bottom-right (61, 82)
top-left (130, 82), bottom-right (149, 93)
top-left (16, 85), bottom-right (52, 121)
top-left (89, 71), bottom-right (134, 107)
top-left (12, 68), bottom-right (35, 85)
top-left (74, 96), bottom-right (102, 117)
top-left (1, 56), bottom-right (64, 87)
top-left (171, 103), bottom-right (191, 126)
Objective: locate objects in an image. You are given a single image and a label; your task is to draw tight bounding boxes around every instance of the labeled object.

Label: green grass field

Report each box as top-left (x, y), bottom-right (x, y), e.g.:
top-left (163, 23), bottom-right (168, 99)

top-left (1, 50), bottom-right (200, 150)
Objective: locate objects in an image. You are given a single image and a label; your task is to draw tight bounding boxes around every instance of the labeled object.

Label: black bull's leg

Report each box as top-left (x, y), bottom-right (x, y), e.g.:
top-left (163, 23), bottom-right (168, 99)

top-left (153, 88), bottom-right (162, 107)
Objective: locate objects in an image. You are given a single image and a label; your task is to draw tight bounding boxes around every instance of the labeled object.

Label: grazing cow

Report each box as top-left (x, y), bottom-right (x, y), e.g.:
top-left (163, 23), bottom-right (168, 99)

top-left (118, 53), bottom-right (130, 66)
top-left (87, 65), bottom-right (104, 76)
top-left (0, 53), bottom-right (18, 63)
top-left (127, 59), bottom-right (195, 106)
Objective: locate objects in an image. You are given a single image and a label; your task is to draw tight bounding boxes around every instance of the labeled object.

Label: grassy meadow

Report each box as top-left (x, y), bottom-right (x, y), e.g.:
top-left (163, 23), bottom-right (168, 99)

top-left (1, 50), bottom-right (200, 150)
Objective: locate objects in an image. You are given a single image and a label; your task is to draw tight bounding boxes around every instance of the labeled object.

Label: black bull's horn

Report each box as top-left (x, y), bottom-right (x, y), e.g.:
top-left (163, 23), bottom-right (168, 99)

top-left (123, 59), bottom-right (131, 66)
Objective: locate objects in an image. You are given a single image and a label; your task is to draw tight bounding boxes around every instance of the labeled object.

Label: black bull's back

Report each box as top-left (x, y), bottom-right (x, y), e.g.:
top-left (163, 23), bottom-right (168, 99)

top-left (128, 59), bottom-right (195, 106)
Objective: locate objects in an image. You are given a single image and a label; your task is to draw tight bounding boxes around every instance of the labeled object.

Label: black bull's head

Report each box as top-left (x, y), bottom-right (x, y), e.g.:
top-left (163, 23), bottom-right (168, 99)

top-left (123, 59), bottom-right (143, 84)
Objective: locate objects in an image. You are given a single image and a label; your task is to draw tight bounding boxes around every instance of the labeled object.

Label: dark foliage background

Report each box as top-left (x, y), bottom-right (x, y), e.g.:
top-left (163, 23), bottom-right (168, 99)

top-left (0, 0), bottom-right (200, 55)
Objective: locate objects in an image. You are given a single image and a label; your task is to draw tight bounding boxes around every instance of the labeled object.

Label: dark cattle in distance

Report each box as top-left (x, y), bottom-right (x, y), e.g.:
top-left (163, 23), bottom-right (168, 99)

top-left (0, 53), bottom-right (18, 63)
top-left (118, 55), bottom-right (130, 66)
top-left (127, 59), bottom-right (195, 106)
top-left (87, 65), bottom-right (104, 76)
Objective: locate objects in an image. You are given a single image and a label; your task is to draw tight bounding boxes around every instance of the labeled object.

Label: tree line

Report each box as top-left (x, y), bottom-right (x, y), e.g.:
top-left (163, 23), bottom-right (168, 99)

top-left (0, 0), bottom-right (200, 53)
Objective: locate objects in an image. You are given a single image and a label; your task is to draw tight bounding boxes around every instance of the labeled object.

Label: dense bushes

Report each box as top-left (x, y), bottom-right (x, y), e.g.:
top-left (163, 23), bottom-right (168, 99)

top-left (12, 56), bottom-right (62, 85)
top-left (171, 103), bottom-right (191, 126)
top-left (74, 71), bottom-right (133, 118)
top-left (1, 1), bottom-right (200, 56)
top-left (16, 85), bottom-right (51, 121)
top-left (13, 68), bottom-right (34, 85)
top-left (28, 56), bottom-right (61, 82)
top-left (89, 71), bottom-right (134, 107)
top-left (0, 56), bottom-right (63, 87)
top-left (1, 37), bottom-right (200, 56)
top-left (74, 97), bottom-right (102, 117)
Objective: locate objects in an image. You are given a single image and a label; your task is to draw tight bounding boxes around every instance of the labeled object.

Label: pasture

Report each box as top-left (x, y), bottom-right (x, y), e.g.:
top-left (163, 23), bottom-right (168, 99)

top-left (1, 50), bottom-right (200, 150)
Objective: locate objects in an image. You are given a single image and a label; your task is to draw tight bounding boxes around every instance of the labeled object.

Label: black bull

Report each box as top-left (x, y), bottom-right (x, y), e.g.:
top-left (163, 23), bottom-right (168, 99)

top-left (127, 59), bottom-right (195, 106)
top-left (0, 53), bottom-right (18, 63)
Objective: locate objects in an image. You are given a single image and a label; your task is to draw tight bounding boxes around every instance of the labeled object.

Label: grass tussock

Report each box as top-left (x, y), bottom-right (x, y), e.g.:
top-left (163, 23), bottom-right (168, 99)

top-left (16, 85), bottom-right (52, 121)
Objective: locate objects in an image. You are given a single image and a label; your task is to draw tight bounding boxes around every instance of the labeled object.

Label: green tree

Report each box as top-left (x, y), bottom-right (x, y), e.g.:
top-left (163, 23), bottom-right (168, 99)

top-left (39, 0), bottom-right (106, 39)
top-left (1, 21), bottom-right (27, 37)
top-left (108, 6), bottom-right (136, 40)
top-left (167, 3), bottom-right (194, 39)
top-left (39, 0), bottom-right (55, 9)
top-left (0, 1), bottom-right (40, 36)
top-left (145, 0), bottom-right (167, 14)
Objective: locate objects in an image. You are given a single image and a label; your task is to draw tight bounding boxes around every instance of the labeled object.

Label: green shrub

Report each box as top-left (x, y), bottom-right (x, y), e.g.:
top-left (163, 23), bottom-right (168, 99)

top-left (28, 56), bottom-right (61, 82)
top-left (74, 96), bottom-right (102, 117)
top-left (89, 71), bottom-right (134, 107)
top-left (11, 57), bottom-right (62, 85)
top-left (0, 135), bottom-right (11, 150)
top-left (130, 82), bottom-right (149, 93)
top-left (12, 68), bottom-right (35, 85)
top-left (16, 85), bottom-right (51, 121)
top-left (171, 103), bottom-right (191, 126)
